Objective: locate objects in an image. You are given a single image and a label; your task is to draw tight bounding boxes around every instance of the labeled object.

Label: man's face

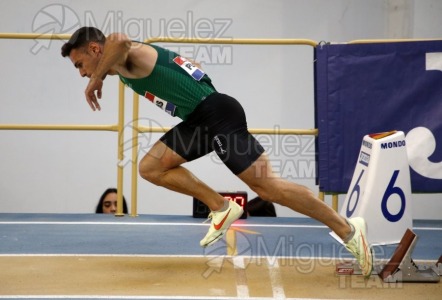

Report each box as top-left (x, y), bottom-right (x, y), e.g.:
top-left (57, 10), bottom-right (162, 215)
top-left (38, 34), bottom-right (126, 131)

top-left (69, 42), bottom-right (101, 78)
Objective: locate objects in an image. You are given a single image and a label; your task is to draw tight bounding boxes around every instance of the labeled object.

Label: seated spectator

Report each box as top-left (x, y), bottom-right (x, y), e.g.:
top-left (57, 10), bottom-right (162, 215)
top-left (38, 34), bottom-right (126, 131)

top-left (96, 188), bottom-right (128, 214)
top-left (247, 196), bottom-right (277, 217)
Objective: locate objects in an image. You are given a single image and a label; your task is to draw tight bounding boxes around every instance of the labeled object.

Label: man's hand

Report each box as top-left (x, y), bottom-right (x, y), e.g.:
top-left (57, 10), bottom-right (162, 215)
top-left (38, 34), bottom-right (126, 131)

top-left (85, 76), bottom-right (103, 111)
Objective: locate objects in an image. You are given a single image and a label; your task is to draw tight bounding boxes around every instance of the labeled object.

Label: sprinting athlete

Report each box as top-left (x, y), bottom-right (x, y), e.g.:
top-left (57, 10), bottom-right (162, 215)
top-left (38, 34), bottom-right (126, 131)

top-left (61, 27), bottom-right (373, 277)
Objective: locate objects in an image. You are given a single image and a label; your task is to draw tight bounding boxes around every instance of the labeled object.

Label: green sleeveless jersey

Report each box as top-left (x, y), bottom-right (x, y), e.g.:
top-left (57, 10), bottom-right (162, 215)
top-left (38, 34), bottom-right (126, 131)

top-left (118, 43), bottom-right (216, 120)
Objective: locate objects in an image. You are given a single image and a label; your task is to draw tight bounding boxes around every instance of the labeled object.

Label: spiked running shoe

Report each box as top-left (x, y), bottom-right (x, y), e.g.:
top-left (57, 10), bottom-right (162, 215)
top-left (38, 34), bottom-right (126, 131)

top-left (344, 217), bottom-right (373, 277)
top-left (200, 200), bottom-right (243, 248)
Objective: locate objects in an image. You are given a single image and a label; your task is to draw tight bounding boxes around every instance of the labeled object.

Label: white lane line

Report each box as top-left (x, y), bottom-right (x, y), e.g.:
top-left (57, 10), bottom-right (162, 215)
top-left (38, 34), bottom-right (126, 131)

top-left (0, 221), bottom-right (440, 231)
top-left (413, 227), bottom-right (442, 231)
top-left (0, 221), bottom-right (326, 229)
top-left (0, 296), bottom-right (338, 299)
top-left (266, 258), bottom-right (286, 300)
top-left (0, 297), bottom-right (243, 299)
top-left (0, 254), bottom-right (216, 258)
top-left (0, 254), bottom-right (437, 267)
top-left (232, 256), bottom-right (249, 298)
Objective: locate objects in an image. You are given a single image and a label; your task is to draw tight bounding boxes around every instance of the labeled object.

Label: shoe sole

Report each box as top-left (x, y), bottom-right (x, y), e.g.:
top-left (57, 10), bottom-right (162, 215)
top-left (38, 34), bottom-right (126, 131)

top-left (200, 206), bottom-right (243, 248)
top-left (201, 229), bottom-right (227, 248)
top-left (365, 248), bottom-right (374, 278)
top-left (355, 218), bottom-right (373, 277)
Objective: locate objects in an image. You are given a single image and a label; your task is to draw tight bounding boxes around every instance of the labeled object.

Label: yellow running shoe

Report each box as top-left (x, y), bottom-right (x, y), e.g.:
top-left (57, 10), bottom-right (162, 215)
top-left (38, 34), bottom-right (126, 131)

top-left (200, 200), bottom-right (243, 248)
top-left (344, 217), bottom-right (374, 277)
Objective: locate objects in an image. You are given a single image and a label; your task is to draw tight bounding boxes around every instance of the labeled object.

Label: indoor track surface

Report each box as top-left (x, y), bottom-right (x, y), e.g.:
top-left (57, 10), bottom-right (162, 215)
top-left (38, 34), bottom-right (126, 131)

top-left (0, 214), bottom-right (440, 299)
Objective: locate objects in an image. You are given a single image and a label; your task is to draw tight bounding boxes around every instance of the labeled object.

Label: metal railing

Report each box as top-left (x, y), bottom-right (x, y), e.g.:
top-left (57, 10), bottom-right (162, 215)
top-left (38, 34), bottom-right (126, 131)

top-left (0, 32), bottom-right (322, 216)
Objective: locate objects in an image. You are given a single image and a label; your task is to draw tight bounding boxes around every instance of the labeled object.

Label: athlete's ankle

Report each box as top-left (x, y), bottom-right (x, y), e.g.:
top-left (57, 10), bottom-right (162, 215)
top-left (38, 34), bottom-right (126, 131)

top-left (342, 219), bottom-right (355, 243)
top-left (214, 199), bottom-right (229, 212)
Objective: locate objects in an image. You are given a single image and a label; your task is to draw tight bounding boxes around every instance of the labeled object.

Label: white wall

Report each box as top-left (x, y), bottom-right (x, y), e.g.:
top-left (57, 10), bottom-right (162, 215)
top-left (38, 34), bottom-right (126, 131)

top-left (0, 0), bottom-right (441, 219)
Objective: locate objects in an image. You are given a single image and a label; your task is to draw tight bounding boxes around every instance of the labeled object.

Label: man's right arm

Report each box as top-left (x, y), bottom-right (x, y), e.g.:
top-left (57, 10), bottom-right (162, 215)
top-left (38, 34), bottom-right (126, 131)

top-left (92, 33), bottom-right (131, 80)
top-left (85, 33), bottom-right (131, 110)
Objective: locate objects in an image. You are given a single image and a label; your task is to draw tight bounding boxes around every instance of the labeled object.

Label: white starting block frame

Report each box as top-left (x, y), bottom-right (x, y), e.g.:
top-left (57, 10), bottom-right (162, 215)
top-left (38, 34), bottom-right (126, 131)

top-left (335, 130), bottom-right (413, 245)
top-left (336, 229), bottom-right (441, 283)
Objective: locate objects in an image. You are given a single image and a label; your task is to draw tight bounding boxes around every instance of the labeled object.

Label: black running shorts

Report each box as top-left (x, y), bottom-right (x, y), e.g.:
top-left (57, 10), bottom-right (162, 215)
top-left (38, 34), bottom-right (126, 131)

top-left (160, 93), bottom-right (265, 175)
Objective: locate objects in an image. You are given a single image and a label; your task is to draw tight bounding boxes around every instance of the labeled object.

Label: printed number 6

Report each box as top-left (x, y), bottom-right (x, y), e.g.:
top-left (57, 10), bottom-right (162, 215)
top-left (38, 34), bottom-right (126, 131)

top-left (381, 170), bottom-right (406, 222)
top-left (346, 170), bottom-right (364, 218)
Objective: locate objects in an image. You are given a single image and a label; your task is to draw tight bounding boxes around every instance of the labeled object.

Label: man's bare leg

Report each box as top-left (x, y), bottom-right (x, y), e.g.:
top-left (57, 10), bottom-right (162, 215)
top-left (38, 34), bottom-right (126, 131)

top-left (237, 153), bottom-right (351, 240)
top-left (139, 140), bottom-right (245, 247)
top-left (238, 153), bottom-right (373, 276)
top-left (138, 140), bottom-right (225, 211)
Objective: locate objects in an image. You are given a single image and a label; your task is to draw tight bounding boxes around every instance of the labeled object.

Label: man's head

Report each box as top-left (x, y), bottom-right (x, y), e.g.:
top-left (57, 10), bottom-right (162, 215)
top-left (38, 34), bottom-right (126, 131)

top-left (61, 26), bottom-right (106, 57)
top-left (61, 27), bottom-right (106, 78)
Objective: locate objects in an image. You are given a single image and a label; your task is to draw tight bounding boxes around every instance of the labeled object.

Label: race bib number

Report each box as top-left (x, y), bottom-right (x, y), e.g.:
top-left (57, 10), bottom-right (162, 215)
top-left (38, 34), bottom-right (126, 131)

top-left (144, 91), bottom-right (176, 116)
top-left (173, 56), bottom-right (205, 81)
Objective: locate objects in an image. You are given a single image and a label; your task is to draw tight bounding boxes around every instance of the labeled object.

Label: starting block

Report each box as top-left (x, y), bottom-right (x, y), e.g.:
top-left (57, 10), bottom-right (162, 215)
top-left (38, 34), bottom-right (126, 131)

top-left (336, 229), bottom-right (440, 283)
top-left (437, 255), bottom-right (442, 275)
top-left (378, 229), bottom-right (440, 282)
top-left (334, 131), bottom-right (413, 245)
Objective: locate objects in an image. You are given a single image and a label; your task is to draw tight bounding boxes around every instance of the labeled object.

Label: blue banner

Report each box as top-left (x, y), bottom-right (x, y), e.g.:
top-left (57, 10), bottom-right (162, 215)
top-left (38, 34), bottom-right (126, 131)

top-left (316, 41), bottom-right (442, 193)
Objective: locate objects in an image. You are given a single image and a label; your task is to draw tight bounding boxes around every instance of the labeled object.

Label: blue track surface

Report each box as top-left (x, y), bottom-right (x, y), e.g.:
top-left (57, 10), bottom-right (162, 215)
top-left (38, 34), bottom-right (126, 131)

top-left (0, 214), bottom-right (440, 261)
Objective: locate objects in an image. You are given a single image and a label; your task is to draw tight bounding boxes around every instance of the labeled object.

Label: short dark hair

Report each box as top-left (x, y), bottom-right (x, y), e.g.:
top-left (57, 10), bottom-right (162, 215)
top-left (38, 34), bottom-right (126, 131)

top-left (61, 26), bottom-right (106, 57)
top-left (95, 188), bottom-right (128, 214)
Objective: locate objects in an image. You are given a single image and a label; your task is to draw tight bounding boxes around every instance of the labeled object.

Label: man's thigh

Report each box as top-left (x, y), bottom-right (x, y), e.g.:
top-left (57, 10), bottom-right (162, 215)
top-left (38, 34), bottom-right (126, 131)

top-left (159, 121), bottom-right (213, 163)
top-left (143, 140), bottom-right (187, 170)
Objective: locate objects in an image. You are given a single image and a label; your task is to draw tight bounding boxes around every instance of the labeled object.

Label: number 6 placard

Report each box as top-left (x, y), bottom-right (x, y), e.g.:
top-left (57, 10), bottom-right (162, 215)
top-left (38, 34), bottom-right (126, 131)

top-left (336, 131), bottom-right (413, 245)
